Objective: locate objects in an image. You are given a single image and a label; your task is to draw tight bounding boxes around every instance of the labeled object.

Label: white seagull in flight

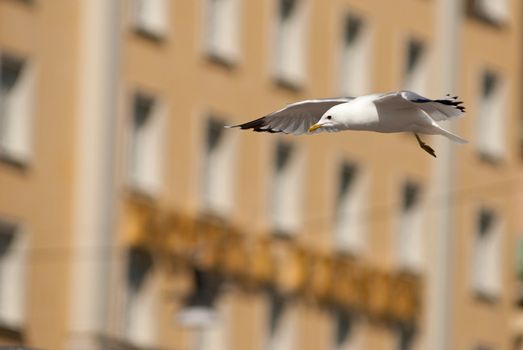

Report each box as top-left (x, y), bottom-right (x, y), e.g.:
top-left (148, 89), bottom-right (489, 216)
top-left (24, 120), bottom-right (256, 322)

top-left (226, 90), bottom-right (467, 157)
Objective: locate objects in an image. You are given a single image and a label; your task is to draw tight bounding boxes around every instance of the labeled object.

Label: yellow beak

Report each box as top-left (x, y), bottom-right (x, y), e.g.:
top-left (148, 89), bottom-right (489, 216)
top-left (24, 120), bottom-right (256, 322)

top-left (308, 124), bottom-right (322, 132)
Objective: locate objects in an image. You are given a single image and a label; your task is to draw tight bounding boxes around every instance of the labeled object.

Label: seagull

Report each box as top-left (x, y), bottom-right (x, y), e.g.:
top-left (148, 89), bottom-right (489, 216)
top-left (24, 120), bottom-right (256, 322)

top-left (226, 90), bottom-right (467, 157)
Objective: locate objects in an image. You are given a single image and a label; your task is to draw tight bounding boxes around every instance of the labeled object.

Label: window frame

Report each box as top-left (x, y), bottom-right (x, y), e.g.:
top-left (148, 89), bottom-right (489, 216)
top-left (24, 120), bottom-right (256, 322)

top-left (337, 12), bottom-right (373, 96)
top-left (332, 160), bottom-right (367, 255)
top-left (475, 68), bottom-right (507, 162)
top-left (471, 207), bottom-right (502, 301)
top-left (396, 180), bottom-right (424, 273)
top-left (130, 0), bottom-right (170, 41)
top-left (270, 139), bottom-right (304, 236)
top-left (203, 0), bottom-right (242, 67)
top-left (126, 90), bottom-right (166, 198)
top-left (465, 0), bottom-right (510, 27)
top-left (271, 0), bottom-right (310, 90)
top-left (200, 114), bottom-right (237, 218)
top-left (402, 36), bottom-right (429, 95)
top-left (0, 218), bottom-right (27, 334)
top-left (122, 246), bottom-right (157, 347)
top-left (0, 52), bottom-right (35, 168)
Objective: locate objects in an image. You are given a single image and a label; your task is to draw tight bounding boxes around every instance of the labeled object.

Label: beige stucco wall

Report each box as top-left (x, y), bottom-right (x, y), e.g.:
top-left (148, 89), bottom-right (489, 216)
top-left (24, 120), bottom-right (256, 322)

top-left (0, 1), bottom-right (79, 349)
top-left (1, 0), bottom-right (522, 349)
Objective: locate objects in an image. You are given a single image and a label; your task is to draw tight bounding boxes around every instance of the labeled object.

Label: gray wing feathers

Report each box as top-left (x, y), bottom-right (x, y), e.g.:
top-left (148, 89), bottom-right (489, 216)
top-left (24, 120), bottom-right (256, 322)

top-left (228, 98), bottom-right (352, 135)
top-left (399, 90), bottom-right (466, 121)
top-left (373, 91), bottom-right (468, 144)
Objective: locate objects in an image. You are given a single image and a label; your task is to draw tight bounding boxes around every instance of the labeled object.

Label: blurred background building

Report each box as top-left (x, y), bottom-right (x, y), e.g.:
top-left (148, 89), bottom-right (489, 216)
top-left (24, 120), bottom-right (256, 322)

top-left (0, 0), bottom-right (522, 349)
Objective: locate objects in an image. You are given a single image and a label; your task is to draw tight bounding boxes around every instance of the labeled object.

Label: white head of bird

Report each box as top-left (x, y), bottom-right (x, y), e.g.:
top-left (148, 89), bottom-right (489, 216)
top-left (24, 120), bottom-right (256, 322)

top-left (308, 103), bottom-right (351, 132)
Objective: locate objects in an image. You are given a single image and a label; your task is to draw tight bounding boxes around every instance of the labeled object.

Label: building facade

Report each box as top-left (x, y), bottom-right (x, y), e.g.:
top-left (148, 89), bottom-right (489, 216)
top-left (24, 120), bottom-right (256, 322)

top-left (0, 0), bottom-right (522, 349)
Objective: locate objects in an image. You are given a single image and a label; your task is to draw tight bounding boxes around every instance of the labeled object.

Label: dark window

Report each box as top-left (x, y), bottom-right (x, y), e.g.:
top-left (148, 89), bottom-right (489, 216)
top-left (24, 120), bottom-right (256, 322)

top-left (344, 16), bottom-right (362, 46)
top-left (337, 163), bottom-right (357, 203)
top-left (405, 39), bottom-right (424, 77)
top-left (275, 141), bottom-right (293, 172)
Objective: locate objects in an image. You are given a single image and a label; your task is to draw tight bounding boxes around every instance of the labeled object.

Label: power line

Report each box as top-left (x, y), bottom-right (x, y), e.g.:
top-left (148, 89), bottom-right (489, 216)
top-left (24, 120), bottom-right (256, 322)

top-left (3, 176), bottom-right (522, 261)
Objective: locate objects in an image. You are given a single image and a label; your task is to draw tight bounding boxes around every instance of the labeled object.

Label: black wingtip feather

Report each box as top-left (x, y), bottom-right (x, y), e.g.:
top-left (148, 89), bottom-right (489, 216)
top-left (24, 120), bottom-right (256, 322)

top-left (228, 116), bottom-right (283, 134)
top-left (434, 96), bottom-right (466, 113)
top-left (411, 94), bottom-right (466, 113)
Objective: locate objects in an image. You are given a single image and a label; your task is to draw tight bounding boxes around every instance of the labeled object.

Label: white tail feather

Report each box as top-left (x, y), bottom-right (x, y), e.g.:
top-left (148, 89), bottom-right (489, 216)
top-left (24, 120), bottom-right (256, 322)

top-left (437, 127), bottom-right (468, 144)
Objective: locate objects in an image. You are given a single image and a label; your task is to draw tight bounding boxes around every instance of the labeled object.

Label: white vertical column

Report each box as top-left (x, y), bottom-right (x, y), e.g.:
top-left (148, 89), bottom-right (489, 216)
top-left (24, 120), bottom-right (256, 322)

top-left (68, 0), bottom-right (120, 348)
top-left (427, 1), bottom-right (462, 350)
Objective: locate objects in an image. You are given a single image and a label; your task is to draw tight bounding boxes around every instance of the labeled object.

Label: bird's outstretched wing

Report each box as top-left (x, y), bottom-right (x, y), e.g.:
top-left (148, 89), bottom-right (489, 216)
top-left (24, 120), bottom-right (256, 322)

top-left (373, 91), bottom-right (468, 144)
top-left (382, 90), bottom-right (466, 121)
top-left (226, 98), bottom-right (353, 135)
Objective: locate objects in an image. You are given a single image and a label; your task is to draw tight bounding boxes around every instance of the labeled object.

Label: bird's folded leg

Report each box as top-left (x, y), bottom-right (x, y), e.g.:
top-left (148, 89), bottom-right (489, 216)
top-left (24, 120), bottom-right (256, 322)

top-left (414, 133), bottom-right (436, 158)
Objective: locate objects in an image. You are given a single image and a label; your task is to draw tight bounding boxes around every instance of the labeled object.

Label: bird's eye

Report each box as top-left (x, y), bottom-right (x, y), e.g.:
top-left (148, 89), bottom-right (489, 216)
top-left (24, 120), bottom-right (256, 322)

top-left (326, 115), bottom-right (332, 120)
